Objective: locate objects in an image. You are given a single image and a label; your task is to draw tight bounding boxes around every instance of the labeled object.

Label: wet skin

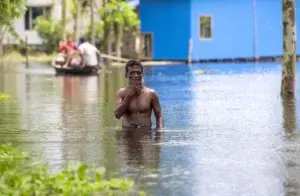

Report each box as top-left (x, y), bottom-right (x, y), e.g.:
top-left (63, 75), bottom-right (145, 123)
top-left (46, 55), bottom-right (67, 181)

top-left (114, 66), bottom-right (164, 130)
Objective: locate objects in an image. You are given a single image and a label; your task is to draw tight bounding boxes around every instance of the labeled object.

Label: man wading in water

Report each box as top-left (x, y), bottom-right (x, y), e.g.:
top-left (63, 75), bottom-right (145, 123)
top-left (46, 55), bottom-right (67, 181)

top-left (114, 60), bottom-right (164, 130)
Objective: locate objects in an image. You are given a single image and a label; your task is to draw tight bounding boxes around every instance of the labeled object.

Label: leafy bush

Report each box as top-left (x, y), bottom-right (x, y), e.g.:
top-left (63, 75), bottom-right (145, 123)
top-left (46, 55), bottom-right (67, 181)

top-left (0, 0), bottom-right (26, 44)
top-left (0, 143), bottom-right (145, 195)
top-left (34, 17), bottom-right (63, 54)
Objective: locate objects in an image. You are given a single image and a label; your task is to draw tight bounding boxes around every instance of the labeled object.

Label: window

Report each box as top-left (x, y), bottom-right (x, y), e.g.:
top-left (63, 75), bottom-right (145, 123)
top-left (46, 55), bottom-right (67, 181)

top-left (25, 7), bottom-right (51, 30)
top-left (199, 15), bottom-right (212, 39)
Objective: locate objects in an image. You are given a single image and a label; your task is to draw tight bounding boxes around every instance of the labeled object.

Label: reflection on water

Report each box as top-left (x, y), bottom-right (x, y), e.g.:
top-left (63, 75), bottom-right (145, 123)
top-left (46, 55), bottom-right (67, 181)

top-left (1, 62), bottom-right (300, 195)
top-left (115, 130), bottom-right (162, 184)
top-left (281, 96), bottom-right (300, 196)
top-left (282, 95), bottom-right (296, 135)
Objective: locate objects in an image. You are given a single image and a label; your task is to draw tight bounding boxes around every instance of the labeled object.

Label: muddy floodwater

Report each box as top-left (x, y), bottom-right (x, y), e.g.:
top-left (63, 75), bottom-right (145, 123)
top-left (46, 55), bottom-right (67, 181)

top-left (1, 62), bottom-right (300, 196)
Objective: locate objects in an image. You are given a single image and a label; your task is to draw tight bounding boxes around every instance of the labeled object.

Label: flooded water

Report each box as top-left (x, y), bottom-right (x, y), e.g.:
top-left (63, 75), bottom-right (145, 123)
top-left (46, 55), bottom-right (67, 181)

top-left (1, 62), bottom-right (300, 196)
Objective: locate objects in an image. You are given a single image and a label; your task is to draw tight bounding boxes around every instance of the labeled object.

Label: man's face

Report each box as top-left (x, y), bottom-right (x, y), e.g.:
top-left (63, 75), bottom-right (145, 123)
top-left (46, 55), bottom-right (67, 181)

top-left (127, 66), bottom-right (142, 85)
top-left (67, 35), bottom-right (72, 43)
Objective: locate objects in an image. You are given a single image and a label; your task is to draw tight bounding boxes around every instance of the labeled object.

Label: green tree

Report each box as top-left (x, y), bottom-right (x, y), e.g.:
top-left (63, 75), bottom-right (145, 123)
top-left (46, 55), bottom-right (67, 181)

top-left (67, 0), bottom-right (89, 41)
top-left (34, 17), bottom-right (64, 54)
top-left (99, 0), bottom-right (139, 58)
top-left (0, 0), bottom-right (26, 55)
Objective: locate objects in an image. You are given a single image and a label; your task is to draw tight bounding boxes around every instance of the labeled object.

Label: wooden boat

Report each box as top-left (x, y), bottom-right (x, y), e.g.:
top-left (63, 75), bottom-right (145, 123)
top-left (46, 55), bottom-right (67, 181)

top-left (53, 64), bottom-right (100, 76)
top-left (52, 57), bottom-right (100, 76)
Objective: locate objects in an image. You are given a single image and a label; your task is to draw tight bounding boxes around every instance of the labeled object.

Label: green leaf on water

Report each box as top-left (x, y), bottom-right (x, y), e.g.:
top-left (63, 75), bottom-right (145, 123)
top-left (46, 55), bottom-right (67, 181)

top-left (109, 178), bottom-right (122, 189)
top-left (0, 143), bottom-right (145, 195)
top-left (120, 179), bottom-right (134, 191)
top-left (139, 191), bottom-right (147, 196)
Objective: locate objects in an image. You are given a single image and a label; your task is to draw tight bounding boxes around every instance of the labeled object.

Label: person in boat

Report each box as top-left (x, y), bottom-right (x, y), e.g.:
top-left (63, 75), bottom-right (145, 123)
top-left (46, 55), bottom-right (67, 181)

top-left (78, 36), bottom-right (101, 68)
top-left (114, 60), bottom-right (164, 130)
top-left (58, 34), bottom-right (79, 68)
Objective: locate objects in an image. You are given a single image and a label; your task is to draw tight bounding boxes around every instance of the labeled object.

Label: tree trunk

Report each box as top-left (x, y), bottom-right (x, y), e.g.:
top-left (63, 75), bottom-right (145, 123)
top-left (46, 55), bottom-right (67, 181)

top-left (106, 23), bottom-right (114, 64)
top-left (102, 0), bottom-right (114, 65)
top-left (61, 0), bottom-right (67, 39)
top-left (90, 0), bottom-right (95, 45)
top-left (0, 41), bottom-right (3, 58)
top-left (115, 23), bottom-right (123, 59)
top-left (73, 0), bottom-right (81, 41)
top-left (282, 95), bottom-right (296, 134)
top-left (0, 26), bottom-right (8, 57)
top-left (281, 0), bottom-right (296, 97)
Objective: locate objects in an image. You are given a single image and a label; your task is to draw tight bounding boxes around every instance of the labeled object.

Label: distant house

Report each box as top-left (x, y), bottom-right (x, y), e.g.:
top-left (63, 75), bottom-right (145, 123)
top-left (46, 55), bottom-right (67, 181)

top-left (4, 0), bottom-right (90, 46)
top-left (4, 0), bottom-right (140, 58)
top-left (3, 0), bottom-right (54, 46)
top-left (139, 0), bottom-right (300, 61)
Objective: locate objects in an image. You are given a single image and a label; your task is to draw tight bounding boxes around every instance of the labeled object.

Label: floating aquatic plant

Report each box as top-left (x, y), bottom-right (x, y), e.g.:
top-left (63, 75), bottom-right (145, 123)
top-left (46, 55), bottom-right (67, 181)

top-left (0, 93), bottom-right (11, 101)
top-left (0, 143), bottom-right (146, 196)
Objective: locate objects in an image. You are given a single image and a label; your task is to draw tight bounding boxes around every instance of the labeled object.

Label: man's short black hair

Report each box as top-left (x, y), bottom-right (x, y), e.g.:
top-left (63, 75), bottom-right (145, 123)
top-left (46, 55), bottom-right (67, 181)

top-left (125, 60), bottom-right (143, 77)
top-left (79, 36), bottom-right (87, 44)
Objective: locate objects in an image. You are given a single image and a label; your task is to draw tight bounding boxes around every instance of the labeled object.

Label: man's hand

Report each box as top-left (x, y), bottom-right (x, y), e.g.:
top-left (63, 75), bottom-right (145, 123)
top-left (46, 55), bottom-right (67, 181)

top-left (124, 86), bottom-right (137, 97)
top-left (135, 84), bottom-right (143, 95)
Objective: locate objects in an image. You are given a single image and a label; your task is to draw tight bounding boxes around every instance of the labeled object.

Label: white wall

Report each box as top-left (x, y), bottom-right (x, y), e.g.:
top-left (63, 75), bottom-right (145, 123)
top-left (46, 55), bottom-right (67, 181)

top-left (4, 0), bottom-right (112, 46)
top-left (3, 0), bottom-right (54, 45)
top-left (4, 0), bottom-right (92, 45)
top-left (13, 16), bottom-right (44, 45)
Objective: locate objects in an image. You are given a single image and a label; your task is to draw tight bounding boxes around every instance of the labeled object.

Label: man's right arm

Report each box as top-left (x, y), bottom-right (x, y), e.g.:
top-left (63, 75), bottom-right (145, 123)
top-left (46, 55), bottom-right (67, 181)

top-left (114, 88), bottom-right (133, 119)
top-left (58, 43), bottom-right (64, 53)
top-left (78, 46), bottom-right (85, 65)
top-left (94, 47), bottom-right (101, 65)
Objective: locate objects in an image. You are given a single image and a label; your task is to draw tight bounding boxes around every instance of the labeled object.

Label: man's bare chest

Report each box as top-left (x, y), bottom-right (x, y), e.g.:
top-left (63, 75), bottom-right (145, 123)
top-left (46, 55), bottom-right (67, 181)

top-left (127, 94), bottom-right (151, 113)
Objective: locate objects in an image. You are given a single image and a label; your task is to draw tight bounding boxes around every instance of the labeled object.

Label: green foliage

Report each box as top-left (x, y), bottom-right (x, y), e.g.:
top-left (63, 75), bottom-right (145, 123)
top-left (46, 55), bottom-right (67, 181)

top-left (99, 0), bottom-right (140, 30)
top-left (0, 143), bottom-right (145, 195)
top-left (34, 17), bottom-right (64, 54)
top-left (67, 0), bottom-right (88, 19)
top-left (0, 0), bottom-right (26, 44)
top-left (84, 21), bottom-right (104, 42)
top-left (0, 93), bottom-right (10, 101)
top-left (0, 0), bottom-right (26, 26)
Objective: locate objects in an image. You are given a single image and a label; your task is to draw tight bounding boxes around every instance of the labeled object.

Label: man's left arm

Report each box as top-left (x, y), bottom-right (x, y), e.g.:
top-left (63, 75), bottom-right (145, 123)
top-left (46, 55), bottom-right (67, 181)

top-left (151, 90), bottom-right (164, 130)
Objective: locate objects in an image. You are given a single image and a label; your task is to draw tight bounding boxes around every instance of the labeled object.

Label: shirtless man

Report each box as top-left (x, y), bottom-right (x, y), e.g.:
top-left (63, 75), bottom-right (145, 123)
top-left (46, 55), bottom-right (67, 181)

top-left (114, 60), bottom-right (164, 130)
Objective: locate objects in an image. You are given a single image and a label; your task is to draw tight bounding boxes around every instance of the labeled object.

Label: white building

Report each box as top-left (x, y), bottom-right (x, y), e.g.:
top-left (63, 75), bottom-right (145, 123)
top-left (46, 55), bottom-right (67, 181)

top-left (3, 0), bottom-right (141, 58)
top-left (4, 0), bottom-right (90, 46)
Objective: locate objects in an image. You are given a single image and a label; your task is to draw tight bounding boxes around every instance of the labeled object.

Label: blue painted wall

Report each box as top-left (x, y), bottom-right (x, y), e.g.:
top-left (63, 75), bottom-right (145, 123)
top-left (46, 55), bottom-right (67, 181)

top-left (256, 0), bottom-right (282, 56)
top-left (191, 0), bottom-right (254, 59)
top-left (295, 0), bottom-right (300, 55)
top-left (140, 0), bottom-right (191, 60)
top-left (140, 0), bottom-right (300, 60)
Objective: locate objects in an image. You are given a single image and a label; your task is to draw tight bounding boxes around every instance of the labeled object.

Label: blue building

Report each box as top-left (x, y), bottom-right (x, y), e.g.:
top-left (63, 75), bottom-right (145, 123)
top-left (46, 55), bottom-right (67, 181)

top-left (139, 0), bottom-right (300, 61)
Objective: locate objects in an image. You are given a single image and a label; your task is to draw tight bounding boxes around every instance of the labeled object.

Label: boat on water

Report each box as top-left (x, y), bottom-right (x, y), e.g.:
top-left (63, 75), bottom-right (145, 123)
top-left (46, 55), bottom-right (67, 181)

top-left (52, 54), bottom-right (101, 76)
top-left (52, 64), bottom-right (100, 76)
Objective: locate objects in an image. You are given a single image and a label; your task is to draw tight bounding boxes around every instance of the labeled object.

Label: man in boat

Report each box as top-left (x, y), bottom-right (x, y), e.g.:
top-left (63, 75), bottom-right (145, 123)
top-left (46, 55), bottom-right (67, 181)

top-left (58, 34), bottom-right (79, 68)
top-left (114, 60), bottom-right (164, 130)
top-left (78, 36), bottom-right (101, 68)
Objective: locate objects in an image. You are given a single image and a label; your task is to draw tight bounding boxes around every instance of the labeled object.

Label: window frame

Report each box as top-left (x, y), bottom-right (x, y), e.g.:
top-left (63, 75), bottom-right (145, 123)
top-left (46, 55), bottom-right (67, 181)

top-left (199, 14), bottom-right (213, 40)
top-left (25, 6), bottom-right (50, 31)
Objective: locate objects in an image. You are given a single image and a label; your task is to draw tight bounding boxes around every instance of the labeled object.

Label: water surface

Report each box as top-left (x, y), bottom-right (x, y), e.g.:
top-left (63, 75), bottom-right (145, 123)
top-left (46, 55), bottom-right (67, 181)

top-left (1, 62), bottom-right (300, 196)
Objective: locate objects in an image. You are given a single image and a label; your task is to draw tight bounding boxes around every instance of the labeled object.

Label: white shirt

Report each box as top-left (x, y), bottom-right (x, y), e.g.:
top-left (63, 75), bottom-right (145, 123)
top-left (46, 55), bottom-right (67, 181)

top-left (78, 42), bottom-right (100, 66)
